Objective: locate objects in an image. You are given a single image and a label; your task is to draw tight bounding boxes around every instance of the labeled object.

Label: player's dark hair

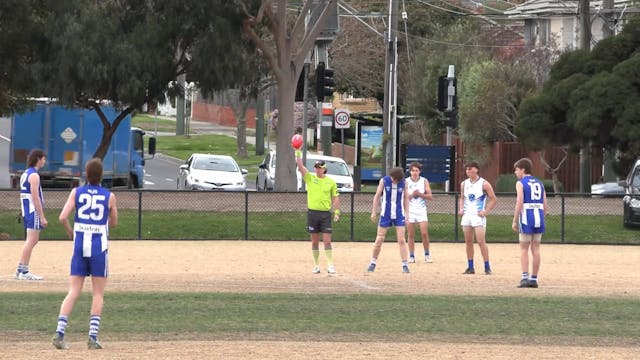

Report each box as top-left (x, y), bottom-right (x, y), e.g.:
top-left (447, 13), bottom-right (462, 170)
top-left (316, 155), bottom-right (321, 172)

top-left (514, 158), bottom-right (533, 174)
top-left (389, 167), bottom-right (404, 182)
top-left (27, 149), bottom-right (46, 167)
top-left (85, 158), bottom-right (104, 185)
top-left (464, 161), bottom-right (479, 170)
top-left (409, 162), bottom-right (422, 171)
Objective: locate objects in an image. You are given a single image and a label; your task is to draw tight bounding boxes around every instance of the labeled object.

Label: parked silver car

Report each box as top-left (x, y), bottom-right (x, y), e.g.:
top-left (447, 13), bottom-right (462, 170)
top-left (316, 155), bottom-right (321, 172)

top-left (177, 153), bottom-right (247, 191)
top-left (256, 150), bottom-right (276, 191)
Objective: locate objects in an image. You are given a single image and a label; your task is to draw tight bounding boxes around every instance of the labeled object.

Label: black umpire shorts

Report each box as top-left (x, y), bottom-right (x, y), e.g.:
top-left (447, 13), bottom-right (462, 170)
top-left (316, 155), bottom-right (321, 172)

top-left (307, 210), bottom-right (332, 234)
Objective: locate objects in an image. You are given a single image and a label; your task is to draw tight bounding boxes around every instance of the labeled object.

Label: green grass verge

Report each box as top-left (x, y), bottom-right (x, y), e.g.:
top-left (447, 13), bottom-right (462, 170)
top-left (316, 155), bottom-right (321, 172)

top-left (132, 114), bottom-right (177, 133)
top-left (154, 134), bottom-right (265, 181)
top-left (132, 115), bottom-right (266, 180)
top-left (1, 292), bottom-right (639, 342)
top-left (1, 210), bottom-right (639, 243)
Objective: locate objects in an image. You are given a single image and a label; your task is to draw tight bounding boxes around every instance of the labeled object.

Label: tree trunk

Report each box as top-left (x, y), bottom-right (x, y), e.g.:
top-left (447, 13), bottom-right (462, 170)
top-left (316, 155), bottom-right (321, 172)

top-left (92, 105), bottom-right (131, 160)
top-left (274, 76), bottom-right (298, 191)
top-left (234, 101), bottom-right (249, 159)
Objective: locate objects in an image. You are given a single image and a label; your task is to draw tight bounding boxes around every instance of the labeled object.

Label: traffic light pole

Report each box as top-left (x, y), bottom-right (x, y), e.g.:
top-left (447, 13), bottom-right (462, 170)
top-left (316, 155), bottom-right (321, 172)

top-left (445, 65), bottom-right (455, 192)
top-left (382, 0), bottom-right (399, 174)
top-left (316, 41), bottom-right (332, 156)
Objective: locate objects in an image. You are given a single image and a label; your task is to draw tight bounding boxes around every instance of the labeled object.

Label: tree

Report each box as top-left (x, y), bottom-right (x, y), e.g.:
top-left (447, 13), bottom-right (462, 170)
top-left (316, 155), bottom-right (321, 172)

top-left (0, 0), bottom-right (49, 115)
top-left (457, 60), bottom-right (537, 163)
top-left (26, 0), bottom-right (247, 160)
top-left (242, 0), bottom-right (338, 191)
top-left (406, 17), bottom-right (488, 143)
top-left (517, 17), bottom-right (640, 175)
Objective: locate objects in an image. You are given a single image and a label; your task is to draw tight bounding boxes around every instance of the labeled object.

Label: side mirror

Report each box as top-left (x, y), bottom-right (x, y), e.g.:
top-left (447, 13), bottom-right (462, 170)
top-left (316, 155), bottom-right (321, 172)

top-left (259, 163), bottom-right (267, 169)
top-left (618, 180), bottom-right (628, 188)
top-left (179, 164), bottom-right (189, 171)
top-left (148, 137), bottom-right (156, 155)
top-left (241, 169), bottom-right (248, 175)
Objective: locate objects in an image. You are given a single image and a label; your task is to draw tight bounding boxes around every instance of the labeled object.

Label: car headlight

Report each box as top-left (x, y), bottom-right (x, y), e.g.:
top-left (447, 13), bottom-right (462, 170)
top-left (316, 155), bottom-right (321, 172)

top-left (630, 198), bottom-right (640, 208)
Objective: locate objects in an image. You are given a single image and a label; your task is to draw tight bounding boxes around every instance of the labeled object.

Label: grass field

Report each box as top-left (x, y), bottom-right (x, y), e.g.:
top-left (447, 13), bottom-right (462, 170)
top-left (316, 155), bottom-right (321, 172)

top-left (0, 241), bottom-right (638, 359)
top-left (1, 292), bottom-right (639, 340)
top-left (1, 210), bottom-right (638, 244)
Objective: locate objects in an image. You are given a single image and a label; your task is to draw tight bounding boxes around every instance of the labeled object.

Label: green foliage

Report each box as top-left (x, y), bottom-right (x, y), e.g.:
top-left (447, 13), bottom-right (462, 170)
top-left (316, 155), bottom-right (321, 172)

top-left (495, 173), bottom-right (517, 193)
top-left (407, 18), bottom-right (488, 142)
top-left (0, 0), bottom-right (49, 115)
top-left (517, 17), bottom-right (640, 174)
top-left (541, 179), bottom-right (562, 194)
top-left (458, 60), bottom-right (536, 161)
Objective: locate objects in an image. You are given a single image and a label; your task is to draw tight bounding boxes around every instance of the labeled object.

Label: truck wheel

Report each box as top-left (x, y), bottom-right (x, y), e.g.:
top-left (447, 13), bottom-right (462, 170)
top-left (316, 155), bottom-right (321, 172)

top-left (129, 175), bottom-right (139, 189)
top-left (10, 176), bottom-right (19, 189)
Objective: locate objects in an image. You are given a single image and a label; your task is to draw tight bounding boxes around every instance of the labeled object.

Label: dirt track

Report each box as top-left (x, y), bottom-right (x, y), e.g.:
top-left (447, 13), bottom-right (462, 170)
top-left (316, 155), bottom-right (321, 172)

top-left (1, 241), bottom-right (639, 359)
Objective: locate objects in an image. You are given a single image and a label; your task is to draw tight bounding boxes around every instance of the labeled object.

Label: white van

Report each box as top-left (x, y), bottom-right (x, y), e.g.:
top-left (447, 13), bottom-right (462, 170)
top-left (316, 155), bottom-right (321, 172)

top-left (297, 153), bottom-right (354, 192)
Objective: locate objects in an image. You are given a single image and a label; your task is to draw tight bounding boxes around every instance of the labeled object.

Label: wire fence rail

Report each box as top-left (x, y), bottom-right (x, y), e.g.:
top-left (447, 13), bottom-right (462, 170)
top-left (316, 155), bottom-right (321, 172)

top-left (0, 190), bottom-right (637, 245)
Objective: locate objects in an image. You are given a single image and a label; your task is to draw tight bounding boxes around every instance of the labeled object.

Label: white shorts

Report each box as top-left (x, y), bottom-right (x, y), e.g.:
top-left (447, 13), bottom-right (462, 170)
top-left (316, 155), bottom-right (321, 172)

top-left (519, 233), bottom-right (542, 242)
top-left (461, 214), bottom-right (486, 228)
top-left (407, 209), bottom-right (428, 223)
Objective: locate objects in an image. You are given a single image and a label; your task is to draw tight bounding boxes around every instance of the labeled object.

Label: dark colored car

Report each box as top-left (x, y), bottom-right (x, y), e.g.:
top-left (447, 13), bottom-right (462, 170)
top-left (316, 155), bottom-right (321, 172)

top-left (621, 159), bottom-right (640, 228)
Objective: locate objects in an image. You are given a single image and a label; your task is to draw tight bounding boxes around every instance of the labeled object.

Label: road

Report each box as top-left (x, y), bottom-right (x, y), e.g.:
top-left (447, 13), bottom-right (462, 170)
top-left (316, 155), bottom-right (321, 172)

top-left (0, 115), bottom-right (257, 191)
top-left (143, 153), bottom-right (182, 190)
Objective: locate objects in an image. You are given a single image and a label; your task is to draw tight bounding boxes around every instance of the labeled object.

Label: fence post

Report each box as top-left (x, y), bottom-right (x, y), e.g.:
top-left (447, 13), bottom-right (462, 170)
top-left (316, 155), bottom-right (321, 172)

top-left (245, 191), bottom-right (249, 240)
top-left (350, 192), bottom-right (355, 241)
top-left (137, 191), bottom-right (142, 240)
top-left (561, 194), bottom-right (565, 243)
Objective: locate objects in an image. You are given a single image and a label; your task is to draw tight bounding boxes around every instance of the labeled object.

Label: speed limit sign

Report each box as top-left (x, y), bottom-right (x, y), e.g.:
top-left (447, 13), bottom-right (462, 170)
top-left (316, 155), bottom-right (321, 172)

top-left (334, 109), bottom-right (350, 129)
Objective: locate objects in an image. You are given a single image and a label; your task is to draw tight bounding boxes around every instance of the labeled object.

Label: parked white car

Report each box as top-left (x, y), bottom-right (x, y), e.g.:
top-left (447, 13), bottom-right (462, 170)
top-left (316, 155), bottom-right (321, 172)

top-left (256, 150), bottom-right (354, 192)
top-left (298, 153), bottom-right (354, 192)
top-left (178, 153), bottom-right (247, 191)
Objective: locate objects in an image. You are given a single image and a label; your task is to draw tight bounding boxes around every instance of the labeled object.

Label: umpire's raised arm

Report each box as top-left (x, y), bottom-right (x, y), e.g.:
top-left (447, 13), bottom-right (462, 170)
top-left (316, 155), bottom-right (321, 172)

top-left (295, 150), bottom-right (307, 177)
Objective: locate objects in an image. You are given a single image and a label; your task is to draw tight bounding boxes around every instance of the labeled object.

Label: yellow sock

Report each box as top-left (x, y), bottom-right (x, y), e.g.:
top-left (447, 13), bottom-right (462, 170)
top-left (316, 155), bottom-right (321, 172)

top-left (325, 249), bottom-right (333, 266)
top-left (312, 249), bottom-right (320, 266)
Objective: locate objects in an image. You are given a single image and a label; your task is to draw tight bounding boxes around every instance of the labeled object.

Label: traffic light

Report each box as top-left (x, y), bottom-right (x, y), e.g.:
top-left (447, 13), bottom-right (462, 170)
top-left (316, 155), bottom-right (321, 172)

top-left (294, 72), bottom-right (305, 101)
top-left (437, 76), bottom-right (457, 112)
top-left (315, 61), bottom-right (335, 101)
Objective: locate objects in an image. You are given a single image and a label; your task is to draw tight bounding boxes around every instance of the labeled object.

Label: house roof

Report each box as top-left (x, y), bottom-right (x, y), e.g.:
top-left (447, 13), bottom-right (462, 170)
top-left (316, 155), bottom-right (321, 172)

top-left (505, 0), bottom-right (633, 18)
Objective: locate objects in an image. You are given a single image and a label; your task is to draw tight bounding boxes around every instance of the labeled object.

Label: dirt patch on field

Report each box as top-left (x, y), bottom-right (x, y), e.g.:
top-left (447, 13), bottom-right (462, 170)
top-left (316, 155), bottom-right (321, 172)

top-left (1, 241), bottom-right (639, 359)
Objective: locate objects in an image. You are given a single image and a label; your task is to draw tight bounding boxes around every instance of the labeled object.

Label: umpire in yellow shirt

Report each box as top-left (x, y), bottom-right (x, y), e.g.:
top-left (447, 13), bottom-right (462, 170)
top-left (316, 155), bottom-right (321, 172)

top-left (295, 149), bottom-right (340, 275)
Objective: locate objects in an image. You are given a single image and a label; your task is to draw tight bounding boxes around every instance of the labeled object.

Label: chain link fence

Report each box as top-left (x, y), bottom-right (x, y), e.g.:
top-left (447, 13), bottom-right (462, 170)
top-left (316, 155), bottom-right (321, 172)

top-left (0, 189), bottom-right (637, 244)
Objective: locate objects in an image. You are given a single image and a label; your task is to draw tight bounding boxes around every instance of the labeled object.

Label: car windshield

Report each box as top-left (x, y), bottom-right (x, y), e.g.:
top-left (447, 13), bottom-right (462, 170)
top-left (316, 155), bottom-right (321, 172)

top-left (632, 169), bottom-right (640, 187)
top-left (305, 159), bottom-right (350, 176)
top-left (193, 157), bottom-right (238, 172)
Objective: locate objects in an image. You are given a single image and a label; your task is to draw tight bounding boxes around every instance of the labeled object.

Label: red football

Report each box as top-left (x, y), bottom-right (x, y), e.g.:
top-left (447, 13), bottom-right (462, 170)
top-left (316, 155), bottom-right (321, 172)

top-left (291, 134), bottom-right (303, 149)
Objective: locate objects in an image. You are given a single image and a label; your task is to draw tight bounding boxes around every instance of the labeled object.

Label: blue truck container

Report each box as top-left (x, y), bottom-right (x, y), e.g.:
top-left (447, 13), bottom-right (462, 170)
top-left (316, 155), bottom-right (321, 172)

top-left (9, 103), bottom-right (155, 188)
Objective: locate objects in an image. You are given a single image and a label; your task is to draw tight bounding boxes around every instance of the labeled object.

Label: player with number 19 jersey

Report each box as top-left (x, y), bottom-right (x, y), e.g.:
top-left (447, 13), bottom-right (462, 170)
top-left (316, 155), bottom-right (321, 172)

top-left (70, 185), bottom-right (111, 277)
top-left (518, 175), bottom-right (545, 234)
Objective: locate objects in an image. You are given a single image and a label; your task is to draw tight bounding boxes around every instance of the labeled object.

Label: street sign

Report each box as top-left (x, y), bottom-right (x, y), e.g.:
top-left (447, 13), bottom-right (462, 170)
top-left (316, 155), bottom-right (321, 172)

top-left (334, 109), bottom-right (350, 129)
top-left (321, 102), bottom-right (333, 127)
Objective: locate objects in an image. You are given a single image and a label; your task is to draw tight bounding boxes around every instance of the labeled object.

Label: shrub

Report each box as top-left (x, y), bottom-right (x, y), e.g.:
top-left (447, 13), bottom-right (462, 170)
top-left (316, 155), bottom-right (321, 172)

top-left (495, 173), bottom-right (517, 193)
top-left (542, 179), bottom-right (563, 194)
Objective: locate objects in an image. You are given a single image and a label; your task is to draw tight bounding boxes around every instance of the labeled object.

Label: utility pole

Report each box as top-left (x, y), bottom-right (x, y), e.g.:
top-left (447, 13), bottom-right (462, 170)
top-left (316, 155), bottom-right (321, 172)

top-left (176, 73), bottom-right (186, 136)
top-left (601, 0), bottom-right (616, 181)
top-left (382, 0), bottom-right (399, 174)
top-left (579, 0), bottom-right (591, 193)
